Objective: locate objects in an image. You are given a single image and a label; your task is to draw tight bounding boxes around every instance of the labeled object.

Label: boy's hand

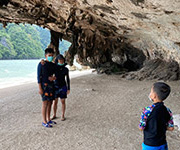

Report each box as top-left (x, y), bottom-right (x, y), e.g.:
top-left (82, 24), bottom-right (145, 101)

top-left (48, 76), bottom-right (53, 81)
top-left (41, 59), bottom-right (45, 65)
top-left (67, 90), bottom-right (70, 95)
top-left (167, 127), bottom-right (174, 131)
top-left (52, 76), bottom-right (56, 81)
top-left (48, 76), bottom-right (56, 81)
top-left (38, 84), bottom-right (43, 95)
top-left (39, 88), bottom-right (43, 95)
top-left (139, 128), bottom-right (143, 131)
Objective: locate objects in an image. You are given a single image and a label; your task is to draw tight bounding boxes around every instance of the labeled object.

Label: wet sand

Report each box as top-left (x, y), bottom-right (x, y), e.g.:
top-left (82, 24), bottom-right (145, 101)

top-left (0, 74), bottom-right (180, 150)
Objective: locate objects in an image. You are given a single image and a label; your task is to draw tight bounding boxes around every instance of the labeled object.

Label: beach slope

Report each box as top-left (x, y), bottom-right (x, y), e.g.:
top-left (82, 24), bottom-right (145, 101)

top-left (0, 74), bottom-right (180, 150)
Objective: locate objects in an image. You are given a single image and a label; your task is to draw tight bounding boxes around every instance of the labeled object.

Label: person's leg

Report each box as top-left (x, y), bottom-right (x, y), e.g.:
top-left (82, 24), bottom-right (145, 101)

top-left (46, 100), bottom-right (53, 122)
top-left (52, 98), bottom-right (58, 119)
top-left (61, 98), bottom-right (66, 120)
top-left (42, 100), bottom-right (48, 124)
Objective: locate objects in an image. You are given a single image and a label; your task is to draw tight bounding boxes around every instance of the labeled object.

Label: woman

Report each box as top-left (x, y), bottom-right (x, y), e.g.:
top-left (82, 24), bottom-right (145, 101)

top-left (52, 54), bottom-right (70, 121)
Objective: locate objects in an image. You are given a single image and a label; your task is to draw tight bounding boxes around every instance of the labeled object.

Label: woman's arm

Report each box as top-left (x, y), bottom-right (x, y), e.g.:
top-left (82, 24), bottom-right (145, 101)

top-left (66, 69), bottom-right (70, 94)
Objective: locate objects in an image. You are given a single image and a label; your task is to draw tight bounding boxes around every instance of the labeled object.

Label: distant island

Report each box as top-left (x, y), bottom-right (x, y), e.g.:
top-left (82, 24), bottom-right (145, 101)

top-left (0, 23), bottom-right (71, 59)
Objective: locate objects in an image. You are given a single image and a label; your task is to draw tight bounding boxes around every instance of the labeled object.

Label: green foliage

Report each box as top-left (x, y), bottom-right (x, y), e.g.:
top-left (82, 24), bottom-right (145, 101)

top-left (0, 30), bottom-right (16, 59)
top-left (35, 26), bottom-right (71, 55)
top-left (0, 23), bottom-right (43, 59)
top-left (34, 25), bottom-right (50, 51)
top-left (0, 23), bottom-right (71, 59)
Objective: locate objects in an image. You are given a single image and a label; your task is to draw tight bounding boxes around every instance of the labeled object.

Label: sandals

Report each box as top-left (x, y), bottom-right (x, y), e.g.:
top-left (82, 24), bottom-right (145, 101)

top-left (42, 122), bottom-right (52, 128)
top-left (51, 116), bottom-right (57, 120)
top-left (51, 116), bottom-right (66, 121)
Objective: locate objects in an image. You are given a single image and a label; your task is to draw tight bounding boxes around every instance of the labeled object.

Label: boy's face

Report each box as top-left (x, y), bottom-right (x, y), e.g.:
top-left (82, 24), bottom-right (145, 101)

top-left (149, 87), bottom-right (157, 101)
top-left (45, 53), bottom-right (54, 59)
top-left (58, 59), bottom-right (64, 64)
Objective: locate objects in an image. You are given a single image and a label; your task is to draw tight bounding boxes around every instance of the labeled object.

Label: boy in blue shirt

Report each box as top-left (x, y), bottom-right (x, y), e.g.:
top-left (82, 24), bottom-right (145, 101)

top-left (139, 82), bottom-right (174, 150)
top-left (37, 48), bottom-right (57, 128)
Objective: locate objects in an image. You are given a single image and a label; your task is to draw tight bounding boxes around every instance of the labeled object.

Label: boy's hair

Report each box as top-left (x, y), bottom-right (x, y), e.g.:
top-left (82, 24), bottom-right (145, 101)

top-left (45, 48), bottom-right (54, 55)
top-left (153, 82), bottom-right (171, 101)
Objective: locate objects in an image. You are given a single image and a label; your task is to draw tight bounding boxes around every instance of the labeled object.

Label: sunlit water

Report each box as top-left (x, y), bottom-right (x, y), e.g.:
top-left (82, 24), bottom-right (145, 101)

top-left (0, 59), bottom-right (92, 89)
top-left (0, 59), bottom-right (41, 89)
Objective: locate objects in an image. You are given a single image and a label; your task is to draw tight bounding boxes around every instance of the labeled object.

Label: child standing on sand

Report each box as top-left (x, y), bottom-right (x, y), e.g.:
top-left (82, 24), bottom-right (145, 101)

top-left (37, 48), bottom-right (57, 128)
top-left (139, 82), bottom-right (174, 150)
top-left (51, 54), bottom-right (70, 121)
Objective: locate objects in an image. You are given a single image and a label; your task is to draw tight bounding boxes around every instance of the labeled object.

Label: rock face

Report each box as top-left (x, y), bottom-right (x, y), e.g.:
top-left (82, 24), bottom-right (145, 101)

top-left (0, 0), bottom-right (180, 80)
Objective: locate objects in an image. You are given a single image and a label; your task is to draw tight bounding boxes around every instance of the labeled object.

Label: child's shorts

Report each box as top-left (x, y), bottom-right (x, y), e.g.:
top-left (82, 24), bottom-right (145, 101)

top-left (142, 143), bottom-right (168, 150)
top-left (55, 85), bottom-right (67, 99)
top-left (41, 83), bottom-right (55, 101)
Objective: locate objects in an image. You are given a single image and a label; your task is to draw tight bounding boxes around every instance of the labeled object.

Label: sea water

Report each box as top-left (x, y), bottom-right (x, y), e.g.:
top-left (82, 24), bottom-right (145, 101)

top-left (0, 59), bottom-right (41, 89)
top-left (0, 59), bottom-right (93, 89)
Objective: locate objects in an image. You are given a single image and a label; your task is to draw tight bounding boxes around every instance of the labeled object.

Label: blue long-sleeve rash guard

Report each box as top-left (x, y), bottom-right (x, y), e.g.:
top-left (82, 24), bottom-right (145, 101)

top-left (37, 61), bottom-right (56, 84)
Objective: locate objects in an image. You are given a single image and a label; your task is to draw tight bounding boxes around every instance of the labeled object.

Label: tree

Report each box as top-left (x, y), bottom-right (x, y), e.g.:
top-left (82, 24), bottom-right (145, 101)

top-left (0, 23), bottom-right (71, 59)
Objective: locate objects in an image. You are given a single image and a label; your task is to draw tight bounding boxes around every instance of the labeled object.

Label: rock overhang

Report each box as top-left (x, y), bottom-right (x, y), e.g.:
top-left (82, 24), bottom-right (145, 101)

top-left (0, 0), bottom-right (180, 80)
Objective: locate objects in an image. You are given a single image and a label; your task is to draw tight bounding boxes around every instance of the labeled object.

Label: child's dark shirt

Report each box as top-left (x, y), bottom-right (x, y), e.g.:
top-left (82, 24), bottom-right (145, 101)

top-left (55, 64), bottom-right (70, 90)
top-left (37, 61), bottom-right (56, 84)
top-left (139, 102), bottom-right (174, 146)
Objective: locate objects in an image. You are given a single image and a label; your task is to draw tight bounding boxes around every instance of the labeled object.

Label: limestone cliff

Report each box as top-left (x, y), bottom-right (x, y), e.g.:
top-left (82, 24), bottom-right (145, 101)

top-left (0, 0), bottom-right (180, 80)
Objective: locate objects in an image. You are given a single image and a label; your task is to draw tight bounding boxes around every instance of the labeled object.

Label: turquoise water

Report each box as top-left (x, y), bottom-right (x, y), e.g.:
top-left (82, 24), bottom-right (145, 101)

top-left (0, 59), bottom-right (41, 89)
top-left (0, 59), bottom-right (90, 89)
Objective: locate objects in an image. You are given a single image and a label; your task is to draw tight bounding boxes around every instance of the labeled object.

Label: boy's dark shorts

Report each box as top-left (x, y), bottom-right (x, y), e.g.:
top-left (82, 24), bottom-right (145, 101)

top-left (55, 85), bottom-right (67, 99)
top-left (41, 83), bottom-right (55, 101)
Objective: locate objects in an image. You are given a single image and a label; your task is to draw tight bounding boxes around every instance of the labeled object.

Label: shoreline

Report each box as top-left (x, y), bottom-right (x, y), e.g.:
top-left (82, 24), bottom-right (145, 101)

top-left (0, 74), bottom-right (180, 149)
top-left (0, 69), bottom-right (94, 90)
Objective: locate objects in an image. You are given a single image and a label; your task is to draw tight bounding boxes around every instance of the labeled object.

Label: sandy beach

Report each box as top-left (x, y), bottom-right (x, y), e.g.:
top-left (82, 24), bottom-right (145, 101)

top-left (0, 74), bottom-right (180, 150)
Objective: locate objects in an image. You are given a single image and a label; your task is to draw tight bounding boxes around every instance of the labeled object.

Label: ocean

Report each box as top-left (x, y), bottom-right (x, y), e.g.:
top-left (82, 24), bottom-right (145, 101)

top-left (0, 59), bottom-right (93, 89)
top-left (0, 59), bottom-right (41, 89)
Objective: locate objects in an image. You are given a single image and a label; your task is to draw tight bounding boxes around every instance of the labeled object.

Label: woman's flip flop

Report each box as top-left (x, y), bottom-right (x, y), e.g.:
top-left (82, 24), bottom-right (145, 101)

top-left (51, 116), bottom-right (57, 120)
top-left (61, 117), bottom-right (66, 121)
